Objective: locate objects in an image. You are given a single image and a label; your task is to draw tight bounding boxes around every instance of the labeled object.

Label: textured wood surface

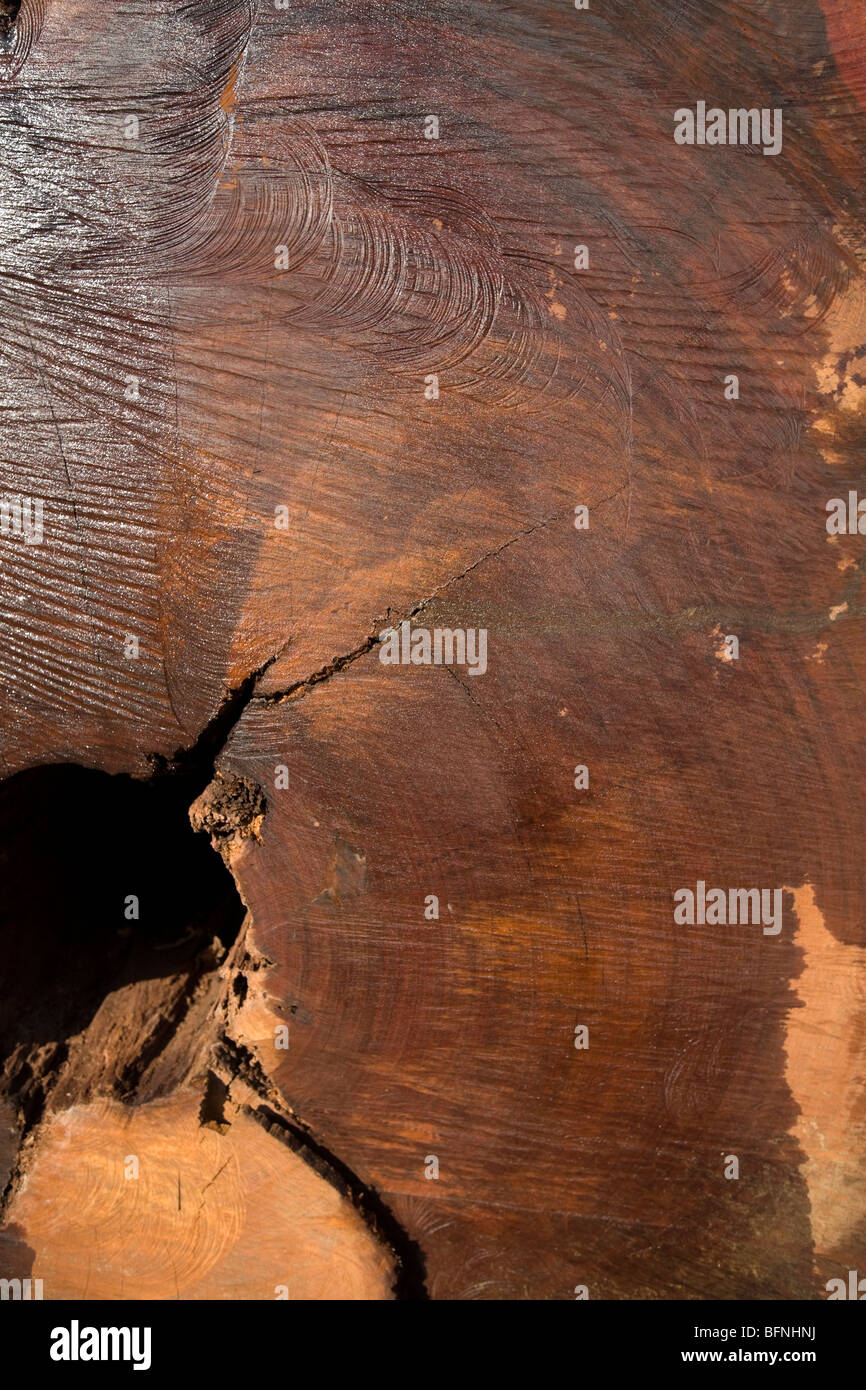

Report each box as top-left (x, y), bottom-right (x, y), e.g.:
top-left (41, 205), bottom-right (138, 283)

top-left (0, 0), bottom-right (865, 1301)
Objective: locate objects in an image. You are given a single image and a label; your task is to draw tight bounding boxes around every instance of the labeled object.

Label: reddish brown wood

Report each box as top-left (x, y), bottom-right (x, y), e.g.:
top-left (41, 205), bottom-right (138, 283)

top-left (0, 0), bottom-right (865, 1301)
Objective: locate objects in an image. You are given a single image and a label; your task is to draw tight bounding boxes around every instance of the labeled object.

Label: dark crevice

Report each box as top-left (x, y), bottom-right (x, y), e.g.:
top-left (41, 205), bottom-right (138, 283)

top-left (255, 1103), bottom-right (429, 1301)
top-left (0, 2), bottom-right (20, 46)
top-left (0, 659), bottom-right (279, 1150)
top-left (257, 630), bottom-right (382, 705)
top-left (255, 513), bottom-right (569, 707)
top-left (215, 1034), bottom-right (428, 1300)
top-left (199, 1069), bottom-right (230, 1130)
top-left (0, 761), bottom-right (245, 1124)
top-left (149, 649), bottom-right (280, 797)
top-left (0, 651), bottom-right (429, 1295)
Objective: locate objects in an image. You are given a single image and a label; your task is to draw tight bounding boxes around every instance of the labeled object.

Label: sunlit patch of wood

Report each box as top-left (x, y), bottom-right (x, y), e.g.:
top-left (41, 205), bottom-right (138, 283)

top-left (785, 883), bottom-right (866, 1270)
top-left (5, 1094), bottom-right (395, 1299)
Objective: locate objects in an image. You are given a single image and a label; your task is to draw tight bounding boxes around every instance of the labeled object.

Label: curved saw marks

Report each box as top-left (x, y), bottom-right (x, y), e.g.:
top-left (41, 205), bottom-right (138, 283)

top-left (785, 883), bottom-right (866, 1276)
top-left (4, 1093), bottom-right (395, 1300)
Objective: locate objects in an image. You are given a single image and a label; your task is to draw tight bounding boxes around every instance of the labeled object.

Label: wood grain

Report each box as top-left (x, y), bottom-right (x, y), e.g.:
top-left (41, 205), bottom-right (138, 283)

top-left (0, 0), bottom-right (865, 1300)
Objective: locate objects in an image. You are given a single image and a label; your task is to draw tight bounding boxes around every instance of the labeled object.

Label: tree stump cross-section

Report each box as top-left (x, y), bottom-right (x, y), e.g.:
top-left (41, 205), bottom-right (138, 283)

top-left (0, 0), bottom-right (865, 1304)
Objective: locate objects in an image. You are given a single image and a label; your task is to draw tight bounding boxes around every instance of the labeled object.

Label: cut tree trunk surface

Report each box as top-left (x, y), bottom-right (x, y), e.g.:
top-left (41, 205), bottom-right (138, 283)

top-left (0, 0), bottom-right (865, 1300)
